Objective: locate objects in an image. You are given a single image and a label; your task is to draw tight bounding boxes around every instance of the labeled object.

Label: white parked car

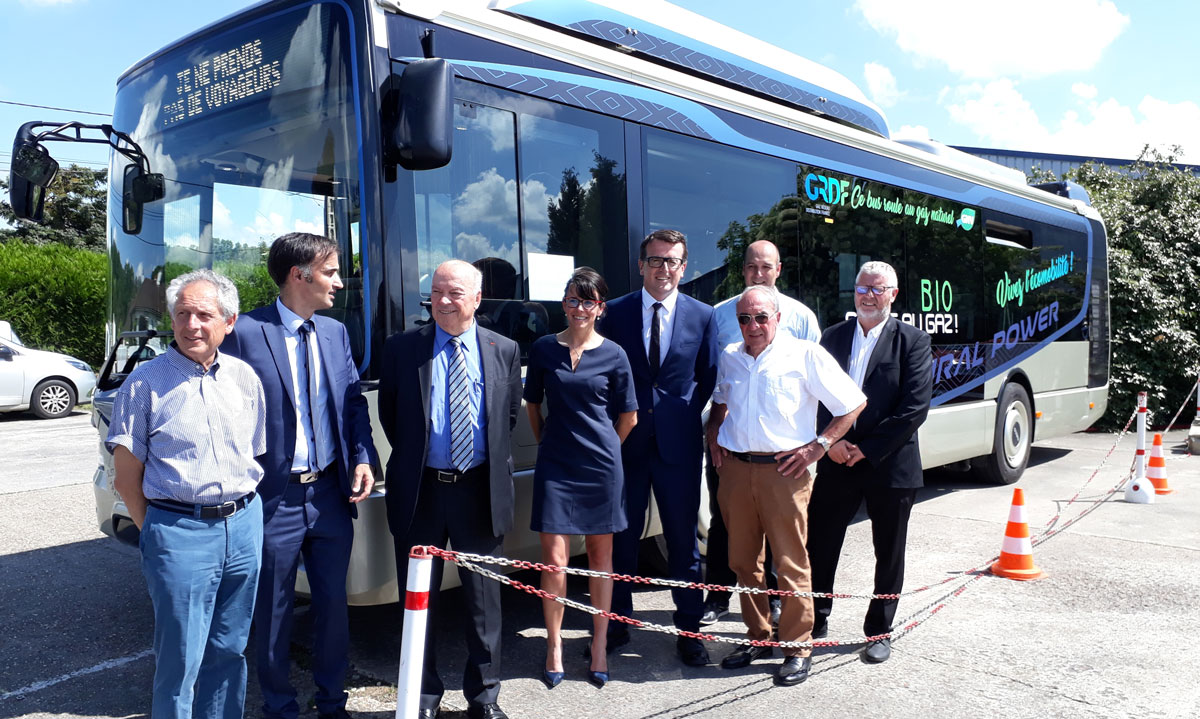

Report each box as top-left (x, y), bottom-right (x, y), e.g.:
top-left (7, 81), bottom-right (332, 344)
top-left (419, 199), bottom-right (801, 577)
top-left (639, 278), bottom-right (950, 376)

top-left (0, 322), bottom-right (97, 419)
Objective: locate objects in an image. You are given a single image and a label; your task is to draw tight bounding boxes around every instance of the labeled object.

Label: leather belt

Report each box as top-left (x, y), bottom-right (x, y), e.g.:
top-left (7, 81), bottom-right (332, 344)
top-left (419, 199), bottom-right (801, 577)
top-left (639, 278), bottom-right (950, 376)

top-left (728, 451), bottom-right (779, 465)
top-left (149, 492), bottom-right (256, 519)
top-left (290, 469), bottom-right (323, 484)
top-left (424, 464), bottom-right (487, 483)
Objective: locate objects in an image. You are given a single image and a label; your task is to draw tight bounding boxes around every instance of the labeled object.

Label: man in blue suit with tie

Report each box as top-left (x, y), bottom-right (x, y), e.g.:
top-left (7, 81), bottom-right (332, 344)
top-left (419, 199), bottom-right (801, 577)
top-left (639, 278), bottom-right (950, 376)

top-left (598, 229), bottom-right (719, 666)
top-left (224, 232), bottom-right (377, 719)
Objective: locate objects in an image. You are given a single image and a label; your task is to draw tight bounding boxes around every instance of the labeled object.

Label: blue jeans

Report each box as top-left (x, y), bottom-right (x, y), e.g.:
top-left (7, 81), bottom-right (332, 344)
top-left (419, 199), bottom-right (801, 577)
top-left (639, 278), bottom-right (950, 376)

top-left (140, 495), bottom-right (263, 719)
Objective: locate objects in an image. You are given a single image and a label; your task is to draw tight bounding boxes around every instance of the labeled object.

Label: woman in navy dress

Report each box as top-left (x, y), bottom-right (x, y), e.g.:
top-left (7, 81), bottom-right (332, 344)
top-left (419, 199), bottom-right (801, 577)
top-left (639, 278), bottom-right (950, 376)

top-left (524, 267), bottom-right (637, 689)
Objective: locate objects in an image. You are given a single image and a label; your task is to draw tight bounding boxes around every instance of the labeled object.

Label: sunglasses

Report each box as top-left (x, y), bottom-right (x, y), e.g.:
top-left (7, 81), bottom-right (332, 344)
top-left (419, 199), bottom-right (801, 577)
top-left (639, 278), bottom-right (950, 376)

top-left (854, 285), bottom-right (895, 296)
top-left (737, 313), bottom-right (772, 326)
top-left (565, 297), bottom-right (601, 310)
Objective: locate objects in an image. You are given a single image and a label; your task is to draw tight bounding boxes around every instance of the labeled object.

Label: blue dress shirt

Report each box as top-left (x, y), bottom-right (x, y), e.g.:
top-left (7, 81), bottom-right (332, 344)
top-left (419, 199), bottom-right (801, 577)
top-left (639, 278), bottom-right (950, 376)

top-left (428, 322), bottom-right (487, 470)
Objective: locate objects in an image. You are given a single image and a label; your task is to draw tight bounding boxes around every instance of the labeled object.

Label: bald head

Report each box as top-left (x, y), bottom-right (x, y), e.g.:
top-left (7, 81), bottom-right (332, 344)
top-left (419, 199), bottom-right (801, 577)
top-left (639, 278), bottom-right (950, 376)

top-left (743, 240), bottom-right (782, 288)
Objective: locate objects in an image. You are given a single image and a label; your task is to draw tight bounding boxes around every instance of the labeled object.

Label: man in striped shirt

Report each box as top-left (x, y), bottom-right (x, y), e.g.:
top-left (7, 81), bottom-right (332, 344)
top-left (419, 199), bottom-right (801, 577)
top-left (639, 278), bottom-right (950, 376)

top-left (107, 269), bottom-right (267, 719)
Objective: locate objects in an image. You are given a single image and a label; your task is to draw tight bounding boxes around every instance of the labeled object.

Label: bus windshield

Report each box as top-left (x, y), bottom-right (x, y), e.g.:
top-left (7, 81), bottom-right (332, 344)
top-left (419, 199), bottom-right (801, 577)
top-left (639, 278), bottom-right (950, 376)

top-left (107, 1), bottom-right (365, 361)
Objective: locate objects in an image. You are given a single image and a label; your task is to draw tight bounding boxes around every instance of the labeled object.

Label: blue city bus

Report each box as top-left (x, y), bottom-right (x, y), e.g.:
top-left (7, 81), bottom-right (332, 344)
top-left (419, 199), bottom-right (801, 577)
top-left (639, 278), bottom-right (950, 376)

top-left (9, 0), bottom-right (1108, 604)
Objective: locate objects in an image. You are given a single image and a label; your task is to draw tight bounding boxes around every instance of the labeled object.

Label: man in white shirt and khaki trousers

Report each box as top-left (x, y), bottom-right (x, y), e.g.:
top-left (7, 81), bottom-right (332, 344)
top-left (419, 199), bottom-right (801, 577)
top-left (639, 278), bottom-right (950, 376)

top-left (706, 285), bottom-right (865, 687)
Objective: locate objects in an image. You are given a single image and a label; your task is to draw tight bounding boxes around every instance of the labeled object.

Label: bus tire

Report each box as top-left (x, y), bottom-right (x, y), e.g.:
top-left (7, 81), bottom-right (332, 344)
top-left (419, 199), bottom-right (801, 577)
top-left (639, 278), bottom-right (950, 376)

top-left (973, 383), bottom-right (1032, 485)
top-left (31, 379), bottom-right (76, 419)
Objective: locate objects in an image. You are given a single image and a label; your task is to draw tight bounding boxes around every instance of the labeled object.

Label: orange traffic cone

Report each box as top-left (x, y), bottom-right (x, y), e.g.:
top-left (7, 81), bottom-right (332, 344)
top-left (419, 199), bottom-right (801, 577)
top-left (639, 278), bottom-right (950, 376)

top-left (990, 488), bottom-right (1047, 581)
top-left (1146, 433), bottom-right (1174, 495)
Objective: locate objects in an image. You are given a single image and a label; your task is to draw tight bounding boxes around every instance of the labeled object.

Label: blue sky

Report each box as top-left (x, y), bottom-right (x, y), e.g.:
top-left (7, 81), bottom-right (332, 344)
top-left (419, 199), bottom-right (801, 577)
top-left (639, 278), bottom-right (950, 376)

top-left (3, 0), bottom-right (1198, 179)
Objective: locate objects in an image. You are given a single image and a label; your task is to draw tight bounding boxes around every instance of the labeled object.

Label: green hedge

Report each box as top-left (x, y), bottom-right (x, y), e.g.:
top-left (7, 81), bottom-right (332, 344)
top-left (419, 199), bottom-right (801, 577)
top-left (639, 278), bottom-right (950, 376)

top-left (0, 240), bottom-right (106, 368)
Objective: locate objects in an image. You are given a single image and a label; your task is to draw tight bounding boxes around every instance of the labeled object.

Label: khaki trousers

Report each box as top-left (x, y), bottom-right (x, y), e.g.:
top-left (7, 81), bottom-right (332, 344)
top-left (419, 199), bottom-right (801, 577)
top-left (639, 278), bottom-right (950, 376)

top-left (716, 454), bottom-right (814, 657)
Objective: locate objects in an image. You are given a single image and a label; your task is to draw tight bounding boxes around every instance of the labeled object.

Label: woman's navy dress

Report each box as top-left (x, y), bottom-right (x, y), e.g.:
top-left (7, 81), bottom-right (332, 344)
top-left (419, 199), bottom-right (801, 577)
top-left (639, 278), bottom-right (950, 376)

top-left (523, 335), bottom-right (638, 535)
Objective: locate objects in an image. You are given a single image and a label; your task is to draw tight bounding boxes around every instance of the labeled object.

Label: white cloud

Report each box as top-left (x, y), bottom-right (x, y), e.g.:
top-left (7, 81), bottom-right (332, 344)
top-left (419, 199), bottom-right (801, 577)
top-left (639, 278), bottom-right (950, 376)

top-left (453, 167), bottom-right (517, 230)
top-left (892, 124), bottom-right (933, 141)
top-left (1072, 83), bottom-right (1098, 100)
top-left (863, 62), bottom-right (903, 107)
top-left (855, 0), bottom-right (1128, 78)
top-left (19, 0), bottom-right (80, 5)
top-left (944, 81), bottom-right (1200, 162)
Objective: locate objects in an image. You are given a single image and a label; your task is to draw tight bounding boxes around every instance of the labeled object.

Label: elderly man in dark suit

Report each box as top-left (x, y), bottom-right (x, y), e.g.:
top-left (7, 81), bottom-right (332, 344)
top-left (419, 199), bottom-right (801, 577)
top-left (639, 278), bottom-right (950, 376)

top-left (379, 259), bottom-right (522, 719)
top-left (807, 260), bottom-right (933, 664)
top-left (223, 232), bottom-right (377, 719)
top-left (597, 228), bottom-right (719, 666)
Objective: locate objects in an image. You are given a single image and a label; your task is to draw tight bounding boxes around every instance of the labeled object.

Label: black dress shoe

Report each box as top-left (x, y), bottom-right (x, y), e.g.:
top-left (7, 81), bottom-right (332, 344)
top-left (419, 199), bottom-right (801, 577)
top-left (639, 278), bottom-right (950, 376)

top-left (417, 709), bottom-right (438, 719)
top-left (863, 638), bottom-right (892, 663)
top-left (773, 656), bottom-right (812, 686)
top-left (542, 669), bottom-right (564, 688)
top-left (719, 644), bottom-right (773, 669)
top-left (581, 626), bottom-right (631, 658)
top-left (811, 621), bottom-right (828, 639)
top-left (466, 703), bottom-right (508, 719)
top-left (587, 669), bottom-right (609, 687)
top-left (676, 636), bottom-right (710, 666)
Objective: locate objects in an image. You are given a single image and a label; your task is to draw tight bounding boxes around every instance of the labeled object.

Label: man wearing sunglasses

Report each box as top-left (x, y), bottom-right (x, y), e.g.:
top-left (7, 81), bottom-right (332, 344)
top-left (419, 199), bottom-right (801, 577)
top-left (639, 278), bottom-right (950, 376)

top-left (707, 284), bottom-right (864, 686)
top-left (807, 261), bottom-right (933, 664)
top-left (598, 228), bottom-right (719, 667)
top-left (704, 239), bottom-right (822, 627)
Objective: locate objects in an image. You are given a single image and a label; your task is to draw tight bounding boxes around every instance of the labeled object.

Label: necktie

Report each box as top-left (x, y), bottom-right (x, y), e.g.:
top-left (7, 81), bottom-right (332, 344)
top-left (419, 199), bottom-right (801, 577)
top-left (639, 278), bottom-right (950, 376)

top-left (298, 321), bottom-right (329, 471)
top-left (447, 336), bottom-right (473, 472)
top-left (649, 302), bottom-right (662, 378)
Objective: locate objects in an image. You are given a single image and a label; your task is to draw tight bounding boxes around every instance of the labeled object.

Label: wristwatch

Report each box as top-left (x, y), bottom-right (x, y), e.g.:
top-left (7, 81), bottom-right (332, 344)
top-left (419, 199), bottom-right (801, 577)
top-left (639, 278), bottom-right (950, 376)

top-left (815, 435), bottom-right (833, 452)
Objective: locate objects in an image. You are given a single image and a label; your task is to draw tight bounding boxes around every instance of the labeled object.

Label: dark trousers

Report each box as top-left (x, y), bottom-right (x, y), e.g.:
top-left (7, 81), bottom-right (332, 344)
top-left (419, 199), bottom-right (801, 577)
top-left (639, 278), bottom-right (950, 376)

top-left (393, 469), bottom-right (503, 710)
top-left (704, 452), bottom-right (778, 607)
top-left (806, 475), bottom-right (918, 637)
top-left (255, 476), bottom-right (354, 719)
top-left (613, 451), bottom-right (704, 631)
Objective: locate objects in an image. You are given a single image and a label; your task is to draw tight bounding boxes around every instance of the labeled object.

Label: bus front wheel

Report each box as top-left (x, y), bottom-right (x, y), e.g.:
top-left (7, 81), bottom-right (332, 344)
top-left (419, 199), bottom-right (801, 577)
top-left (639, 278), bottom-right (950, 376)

top-left (973, 383), bottom-right (1032, 485)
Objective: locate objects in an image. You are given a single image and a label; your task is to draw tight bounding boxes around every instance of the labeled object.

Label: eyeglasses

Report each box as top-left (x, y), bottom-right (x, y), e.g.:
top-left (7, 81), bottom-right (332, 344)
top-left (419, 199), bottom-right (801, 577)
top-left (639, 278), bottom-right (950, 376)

top-left (854, 285), bottom-right (895, 296)
top-left (737, 313), bottom-right (772, 326)
top-left (643, 256), bottom-right (684, 270)
top-left (565, 297), bottom-right (601, 310)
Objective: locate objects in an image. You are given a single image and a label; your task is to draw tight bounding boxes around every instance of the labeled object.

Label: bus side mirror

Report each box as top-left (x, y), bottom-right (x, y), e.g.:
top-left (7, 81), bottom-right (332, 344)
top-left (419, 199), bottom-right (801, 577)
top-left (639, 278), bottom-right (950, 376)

top-left (391, 58), bottom-right (454, 171)
top-left (122, 164), bottom-right (165, 235)
top-left (8, 141), bottom-right (59, 223)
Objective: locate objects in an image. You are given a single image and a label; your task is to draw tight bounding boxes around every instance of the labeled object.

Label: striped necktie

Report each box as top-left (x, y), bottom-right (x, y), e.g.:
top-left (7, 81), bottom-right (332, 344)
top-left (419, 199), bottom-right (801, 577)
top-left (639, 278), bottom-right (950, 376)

top-left (448, 336), bottom-right (473, 472)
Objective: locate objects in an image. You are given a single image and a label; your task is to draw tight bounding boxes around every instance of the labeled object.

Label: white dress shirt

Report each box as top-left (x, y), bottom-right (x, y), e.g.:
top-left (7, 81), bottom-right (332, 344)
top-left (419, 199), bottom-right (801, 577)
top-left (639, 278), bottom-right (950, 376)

top-left (713, 334), bottom-right (865, 453)
top-left (640, 287), bottom-right (678, 367)
top-left (277, 299), bottom-right (334, 473)
top-left (848, 316), bottom-right (889, 389)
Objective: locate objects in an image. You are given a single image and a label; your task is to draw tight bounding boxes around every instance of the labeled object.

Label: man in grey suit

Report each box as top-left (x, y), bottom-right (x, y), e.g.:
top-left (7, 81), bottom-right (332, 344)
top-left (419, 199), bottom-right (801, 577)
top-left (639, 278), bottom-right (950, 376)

top-left (379, 260), bottom-right (522, 719)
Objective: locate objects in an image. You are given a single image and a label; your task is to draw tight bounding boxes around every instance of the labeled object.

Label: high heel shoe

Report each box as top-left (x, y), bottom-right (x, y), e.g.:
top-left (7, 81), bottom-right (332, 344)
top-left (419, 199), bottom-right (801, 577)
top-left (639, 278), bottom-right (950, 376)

top-left (542, 669), bottom-right (564, 689)
top-left (587, 669), bottom-right (609, 688)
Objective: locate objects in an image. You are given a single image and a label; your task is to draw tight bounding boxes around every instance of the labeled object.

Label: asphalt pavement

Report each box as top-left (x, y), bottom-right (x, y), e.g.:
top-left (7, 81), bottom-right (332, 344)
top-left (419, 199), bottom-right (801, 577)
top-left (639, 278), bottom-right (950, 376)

top-left (0, 410), bottom-right (1197, 719)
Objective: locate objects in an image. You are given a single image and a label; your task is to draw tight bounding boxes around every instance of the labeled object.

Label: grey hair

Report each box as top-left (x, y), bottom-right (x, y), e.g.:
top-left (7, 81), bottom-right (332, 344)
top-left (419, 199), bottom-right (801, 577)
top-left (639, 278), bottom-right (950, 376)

top-left (166, 269), bottom-right (240, 319)
top-left (857, 261), bottom-right (898, 288)
top-left (437, 259), bottom-right (483, 295)
top-left (739, 284), bottom-right (779, 313)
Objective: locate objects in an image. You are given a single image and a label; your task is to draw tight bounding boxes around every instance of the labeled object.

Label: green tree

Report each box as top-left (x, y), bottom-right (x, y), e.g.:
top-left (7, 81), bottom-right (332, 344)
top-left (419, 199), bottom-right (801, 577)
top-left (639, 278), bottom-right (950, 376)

top-left (0, 165), bottom-right (108, 251)
top-left (1051, 147), bottom-right (1200, 428)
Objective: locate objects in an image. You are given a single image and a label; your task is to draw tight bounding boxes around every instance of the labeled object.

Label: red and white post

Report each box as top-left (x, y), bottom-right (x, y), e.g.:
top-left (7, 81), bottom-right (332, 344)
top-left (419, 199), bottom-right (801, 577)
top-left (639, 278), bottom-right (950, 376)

top-left (396, 547), bottom-right (434, 719)
top-left (1125, 392), bottom-right (1154, 503)
top-left (1135, 391), bottom-right (1148, 479)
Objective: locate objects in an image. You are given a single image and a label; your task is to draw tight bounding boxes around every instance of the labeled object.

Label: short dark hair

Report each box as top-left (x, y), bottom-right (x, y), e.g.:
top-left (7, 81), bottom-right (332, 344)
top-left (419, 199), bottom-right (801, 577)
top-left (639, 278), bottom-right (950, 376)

top-left (266, 232), bottom-right (339, 287)
top-left (564, 266), bottom-right (608, 302)
top-left (639, 228), bottom-right (688, 261)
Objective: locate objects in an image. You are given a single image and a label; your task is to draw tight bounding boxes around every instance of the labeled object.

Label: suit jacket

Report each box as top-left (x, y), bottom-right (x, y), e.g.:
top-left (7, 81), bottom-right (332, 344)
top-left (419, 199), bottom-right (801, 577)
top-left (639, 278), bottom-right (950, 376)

top-left (224, 303), bottom-right (377, 521)
top-left (598, 290), bottom-right (718, 466)
top-left (377, 322), bottom-right (522, 538)
top-left (816, 317), bottom-right (933, 488)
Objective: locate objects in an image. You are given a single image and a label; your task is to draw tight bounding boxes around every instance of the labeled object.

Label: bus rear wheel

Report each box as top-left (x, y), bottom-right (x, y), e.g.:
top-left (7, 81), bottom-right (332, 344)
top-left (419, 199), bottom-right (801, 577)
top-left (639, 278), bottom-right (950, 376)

top-left (973, 383), bottom-right (1032, 485)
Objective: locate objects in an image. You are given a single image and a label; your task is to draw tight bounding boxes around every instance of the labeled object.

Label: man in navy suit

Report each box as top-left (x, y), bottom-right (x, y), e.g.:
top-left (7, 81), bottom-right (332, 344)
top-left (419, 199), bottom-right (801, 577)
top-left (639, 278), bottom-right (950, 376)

top-left (224, 232), bottom-right (377, 719)
top-left (379, 260), bottom-right (522, 719)
top-left (808, 260), bottom-right (933, 664)
top-left (598, 229), bottom-right (719, 666)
